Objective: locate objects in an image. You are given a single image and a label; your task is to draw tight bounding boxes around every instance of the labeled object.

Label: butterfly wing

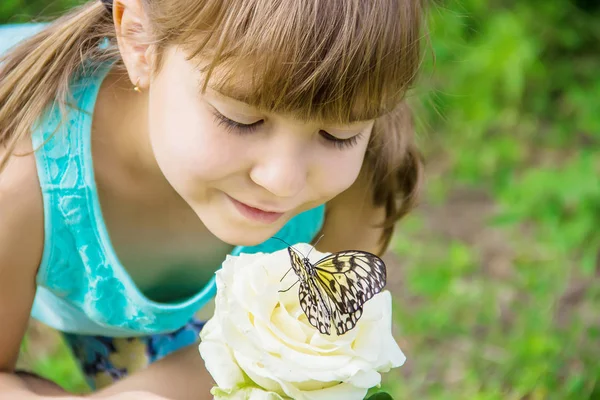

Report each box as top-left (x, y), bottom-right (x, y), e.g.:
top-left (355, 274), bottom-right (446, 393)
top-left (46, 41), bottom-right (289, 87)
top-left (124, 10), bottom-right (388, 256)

top-left (287, 247), bottom-right (310, 281)
top-left (312, 250), bottom-right (386, 313)
top-left (299, 280), bottom-right (332, 335)
top-left (288, 247), bottom-right (333, 335)
top-left (288, 247), bottom-right (382, 336)
top-left (321, 288), bottom-right (364, 335)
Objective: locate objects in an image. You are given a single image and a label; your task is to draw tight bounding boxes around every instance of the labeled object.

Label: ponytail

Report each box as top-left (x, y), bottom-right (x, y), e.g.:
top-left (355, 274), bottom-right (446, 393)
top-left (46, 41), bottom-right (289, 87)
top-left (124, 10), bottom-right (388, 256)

top-left (0, 1), bottom-right (118, 172)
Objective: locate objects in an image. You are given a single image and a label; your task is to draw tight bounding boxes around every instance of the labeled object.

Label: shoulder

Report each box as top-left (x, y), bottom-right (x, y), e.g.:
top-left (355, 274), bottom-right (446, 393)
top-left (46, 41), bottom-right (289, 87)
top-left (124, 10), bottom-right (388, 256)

top-left (318, 172), bottom-right (386, 255)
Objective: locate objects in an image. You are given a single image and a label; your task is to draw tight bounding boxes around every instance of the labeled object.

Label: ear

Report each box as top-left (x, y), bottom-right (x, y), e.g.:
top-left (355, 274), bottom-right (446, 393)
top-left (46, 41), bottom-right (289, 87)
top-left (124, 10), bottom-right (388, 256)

top-left (112, 0), bottom-right (156, 90)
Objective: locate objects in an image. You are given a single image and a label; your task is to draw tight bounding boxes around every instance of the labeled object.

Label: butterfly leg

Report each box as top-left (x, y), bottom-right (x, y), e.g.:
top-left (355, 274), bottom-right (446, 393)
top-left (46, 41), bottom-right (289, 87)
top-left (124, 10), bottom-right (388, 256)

top-left (279, 267), bottom-right (293, 282)
top-left (278, 279), bottom-right (300, 293)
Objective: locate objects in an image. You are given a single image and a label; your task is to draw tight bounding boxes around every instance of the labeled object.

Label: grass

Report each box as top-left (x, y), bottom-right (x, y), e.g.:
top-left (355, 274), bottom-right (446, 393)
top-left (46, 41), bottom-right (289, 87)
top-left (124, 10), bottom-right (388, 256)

top-left (379, 157), bottom-right (599, 399)
top-left (6, 0), bottom-right (600, 398)
top-left (377, 2), bottom-right (600, 398)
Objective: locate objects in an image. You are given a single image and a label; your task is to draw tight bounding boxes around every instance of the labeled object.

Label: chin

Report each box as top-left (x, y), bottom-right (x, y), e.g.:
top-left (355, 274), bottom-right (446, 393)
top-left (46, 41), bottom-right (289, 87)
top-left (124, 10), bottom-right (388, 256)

top-left (190, 200), bottom-right (291, 247)
top-left (202, 217), bottom-right (281, 247)
top-left (215, 228), bottom-right (276, 247)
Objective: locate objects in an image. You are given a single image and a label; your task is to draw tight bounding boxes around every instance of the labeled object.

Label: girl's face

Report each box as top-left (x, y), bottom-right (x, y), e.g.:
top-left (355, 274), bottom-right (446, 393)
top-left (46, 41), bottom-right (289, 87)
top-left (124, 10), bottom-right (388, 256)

top-left (147, 47), bottom-right (374, 246)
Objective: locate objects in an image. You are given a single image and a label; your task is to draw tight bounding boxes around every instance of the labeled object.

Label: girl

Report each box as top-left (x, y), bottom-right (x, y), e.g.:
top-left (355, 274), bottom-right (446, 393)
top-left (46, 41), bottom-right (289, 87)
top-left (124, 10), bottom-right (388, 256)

top-left (0, 0), bottom-right (424, 398)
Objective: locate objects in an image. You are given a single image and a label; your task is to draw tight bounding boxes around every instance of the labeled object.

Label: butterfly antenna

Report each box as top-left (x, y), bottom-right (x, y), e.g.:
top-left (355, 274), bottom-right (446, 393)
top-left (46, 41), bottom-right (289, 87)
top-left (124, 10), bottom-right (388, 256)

top-left (306, 234), bottom-right (325, 259)
top-left (271, 236), bottom-right (306, 257)
top-left (271, 236), bottom-right (292, 247)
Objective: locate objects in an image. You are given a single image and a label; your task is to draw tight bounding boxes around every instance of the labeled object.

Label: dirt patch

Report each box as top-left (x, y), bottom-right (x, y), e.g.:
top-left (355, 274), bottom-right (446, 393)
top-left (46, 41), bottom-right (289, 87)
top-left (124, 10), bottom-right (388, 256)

top-left (384, 185), bottom-right (516, 298)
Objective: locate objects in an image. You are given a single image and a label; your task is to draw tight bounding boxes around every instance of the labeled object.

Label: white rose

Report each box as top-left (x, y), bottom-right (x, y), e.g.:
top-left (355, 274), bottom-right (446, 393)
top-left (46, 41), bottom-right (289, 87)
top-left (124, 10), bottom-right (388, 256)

top-left (199, 243), bottom-right (406, 400)
top-left (212, 385), bottom-right (286, 400)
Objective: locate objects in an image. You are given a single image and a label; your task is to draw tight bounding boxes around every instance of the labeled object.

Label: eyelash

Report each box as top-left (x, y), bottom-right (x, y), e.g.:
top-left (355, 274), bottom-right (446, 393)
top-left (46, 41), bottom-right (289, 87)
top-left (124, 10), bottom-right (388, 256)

top-left (211, 110), bottom-right (362, 150)
top-left (319, 130), bottom-right (363, 150)
top-left (212, 111), bottom-right (263, 134)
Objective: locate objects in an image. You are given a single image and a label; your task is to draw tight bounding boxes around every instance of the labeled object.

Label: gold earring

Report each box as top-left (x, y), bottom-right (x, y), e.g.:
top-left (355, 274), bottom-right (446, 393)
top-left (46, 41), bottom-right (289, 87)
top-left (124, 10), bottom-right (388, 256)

top-left (133, 78), bottom-right (142, 93)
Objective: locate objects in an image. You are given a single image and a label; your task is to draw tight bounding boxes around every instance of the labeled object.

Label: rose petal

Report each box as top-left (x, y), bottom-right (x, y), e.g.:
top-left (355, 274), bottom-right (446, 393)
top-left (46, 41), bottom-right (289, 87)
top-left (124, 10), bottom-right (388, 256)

top-left (270, 303), bottom-right (308, 343)
top-left (345, 369), bottom-right (382, 389)
top-left (277, 377), bottom-right (367, 400)
top-left (212, 385), bottom-right (288, 400)
top-left (199, 329), bottom-right (246, 389)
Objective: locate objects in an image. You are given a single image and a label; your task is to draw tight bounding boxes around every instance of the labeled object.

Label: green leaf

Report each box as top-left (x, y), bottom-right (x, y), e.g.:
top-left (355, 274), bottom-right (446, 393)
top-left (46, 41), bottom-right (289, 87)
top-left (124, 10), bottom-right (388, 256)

top-left (366, 392), bottom-right (394, 400)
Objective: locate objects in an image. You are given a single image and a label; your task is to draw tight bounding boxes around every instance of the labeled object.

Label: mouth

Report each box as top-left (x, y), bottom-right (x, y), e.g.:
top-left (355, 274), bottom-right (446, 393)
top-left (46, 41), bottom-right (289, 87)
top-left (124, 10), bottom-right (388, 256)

top-left (226, 195), bottom-right (286, 224)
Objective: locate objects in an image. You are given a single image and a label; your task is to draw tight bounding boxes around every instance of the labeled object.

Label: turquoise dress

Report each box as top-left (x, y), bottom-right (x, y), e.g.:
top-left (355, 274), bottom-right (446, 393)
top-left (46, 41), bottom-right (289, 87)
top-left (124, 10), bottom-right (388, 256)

top-left (1, 23), bottom-right (325, 388)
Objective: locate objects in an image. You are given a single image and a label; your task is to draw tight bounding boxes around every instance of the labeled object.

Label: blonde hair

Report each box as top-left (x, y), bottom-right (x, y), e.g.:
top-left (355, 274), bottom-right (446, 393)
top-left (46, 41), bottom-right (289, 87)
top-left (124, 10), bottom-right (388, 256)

top-left (0, 0), bottom-right (426, 254)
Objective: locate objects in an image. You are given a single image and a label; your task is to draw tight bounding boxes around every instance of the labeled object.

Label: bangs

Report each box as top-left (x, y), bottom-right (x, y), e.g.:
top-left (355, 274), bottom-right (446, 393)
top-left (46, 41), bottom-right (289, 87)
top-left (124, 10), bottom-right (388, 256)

top-left (175, 0), bottom-right (423, 123)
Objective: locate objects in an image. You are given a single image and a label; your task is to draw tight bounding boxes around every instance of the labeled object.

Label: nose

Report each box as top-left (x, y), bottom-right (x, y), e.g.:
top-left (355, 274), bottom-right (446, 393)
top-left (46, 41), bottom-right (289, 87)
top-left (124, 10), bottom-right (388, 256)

top-left (250, 143), bottom-right (308, 199)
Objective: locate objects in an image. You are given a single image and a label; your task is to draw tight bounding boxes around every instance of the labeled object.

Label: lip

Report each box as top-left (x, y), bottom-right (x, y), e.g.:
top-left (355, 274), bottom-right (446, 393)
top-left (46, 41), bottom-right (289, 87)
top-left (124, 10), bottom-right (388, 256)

top-left (227, 195), bottom-right (285, 224)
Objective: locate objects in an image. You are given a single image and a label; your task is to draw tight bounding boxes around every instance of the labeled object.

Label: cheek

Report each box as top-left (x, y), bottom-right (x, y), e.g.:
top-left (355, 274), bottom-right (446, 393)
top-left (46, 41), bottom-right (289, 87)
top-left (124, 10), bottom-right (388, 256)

top-left (312, 146), bottom-right (367, 199)
top-left (148, 93), bottom-right (246, 182)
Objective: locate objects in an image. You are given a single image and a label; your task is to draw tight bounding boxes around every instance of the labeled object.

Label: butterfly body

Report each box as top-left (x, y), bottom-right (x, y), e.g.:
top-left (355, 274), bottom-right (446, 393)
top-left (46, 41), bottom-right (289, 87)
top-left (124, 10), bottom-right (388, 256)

top-left (302, 258), bottom-right (316, 277)
top-left (286, 246), bottom-right (386, 336)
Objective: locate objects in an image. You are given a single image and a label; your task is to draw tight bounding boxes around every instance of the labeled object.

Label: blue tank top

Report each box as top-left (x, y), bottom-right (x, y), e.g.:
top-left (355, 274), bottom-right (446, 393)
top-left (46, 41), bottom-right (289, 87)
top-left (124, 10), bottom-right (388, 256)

top-left (1, 23), bottom-right (325, 336)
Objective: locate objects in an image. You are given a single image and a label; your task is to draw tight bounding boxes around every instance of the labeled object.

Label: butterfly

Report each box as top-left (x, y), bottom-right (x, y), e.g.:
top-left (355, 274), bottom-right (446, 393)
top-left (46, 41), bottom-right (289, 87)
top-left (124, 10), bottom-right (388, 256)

top-left (281, 245), bottom-right (387, 336)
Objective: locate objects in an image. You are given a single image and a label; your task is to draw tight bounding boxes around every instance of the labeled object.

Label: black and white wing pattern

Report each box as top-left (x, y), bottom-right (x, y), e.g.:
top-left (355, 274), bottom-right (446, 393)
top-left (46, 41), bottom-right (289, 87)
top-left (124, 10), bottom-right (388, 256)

top-left (287, 247), bottom-right (386, 335)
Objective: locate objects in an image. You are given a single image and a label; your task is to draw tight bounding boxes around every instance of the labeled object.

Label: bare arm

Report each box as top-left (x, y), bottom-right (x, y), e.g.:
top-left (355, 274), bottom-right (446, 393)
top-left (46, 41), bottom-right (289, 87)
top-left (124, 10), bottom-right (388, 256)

top-left (0, 141), bottom-right (72, 398)
top-left (91, 345), bottom-right (214, 400)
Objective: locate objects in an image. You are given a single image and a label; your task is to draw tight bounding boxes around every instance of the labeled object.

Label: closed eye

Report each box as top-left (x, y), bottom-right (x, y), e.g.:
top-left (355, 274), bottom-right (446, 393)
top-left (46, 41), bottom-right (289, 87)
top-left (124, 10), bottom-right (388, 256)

top-left (319, 130), bottom-right (363, 150)
top-left (212, 107), bottom-right (363, 150)
top-left (212, 109), bottom-right (263, 134)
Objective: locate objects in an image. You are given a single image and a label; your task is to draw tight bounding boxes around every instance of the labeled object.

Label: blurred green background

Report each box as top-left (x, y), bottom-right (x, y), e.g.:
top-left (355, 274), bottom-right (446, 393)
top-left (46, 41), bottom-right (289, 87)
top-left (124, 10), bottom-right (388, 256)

top-left (3, 0), bottom-right (600, 399)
